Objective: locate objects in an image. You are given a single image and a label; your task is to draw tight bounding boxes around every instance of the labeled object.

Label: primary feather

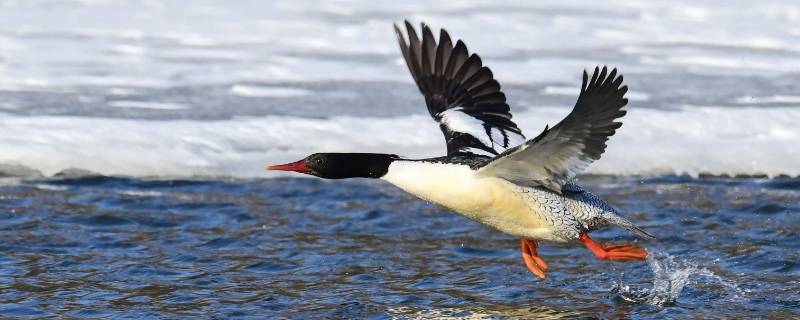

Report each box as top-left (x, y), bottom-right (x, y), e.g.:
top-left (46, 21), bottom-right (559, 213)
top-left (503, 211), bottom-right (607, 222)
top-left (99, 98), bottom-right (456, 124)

top-left (394, 21), bottom-right (525, 157)
top-left (477, 66), bottom-right (629, 193)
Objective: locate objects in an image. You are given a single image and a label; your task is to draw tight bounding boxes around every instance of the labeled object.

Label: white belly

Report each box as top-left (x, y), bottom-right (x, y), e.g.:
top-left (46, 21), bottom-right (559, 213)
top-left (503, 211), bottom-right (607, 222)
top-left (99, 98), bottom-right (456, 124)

top-left (381, 161), bottom-right (562, 240)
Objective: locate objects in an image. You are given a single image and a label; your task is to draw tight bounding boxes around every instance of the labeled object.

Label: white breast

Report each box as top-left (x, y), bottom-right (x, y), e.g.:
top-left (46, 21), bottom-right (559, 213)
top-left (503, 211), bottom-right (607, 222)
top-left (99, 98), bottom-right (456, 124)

top-left (381, 160), bottom-right (557, 239)
top-left (382, 161), bottom-right (485, 212)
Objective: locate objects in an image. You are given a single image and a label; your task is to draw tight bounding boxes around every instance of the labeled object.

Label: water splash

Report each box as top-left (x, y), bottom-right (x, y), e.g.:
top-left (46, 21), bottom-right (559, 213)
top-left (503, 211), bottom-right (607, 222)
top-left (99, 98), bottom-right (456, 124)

top-left (613, 251), bottom-right (744, 306)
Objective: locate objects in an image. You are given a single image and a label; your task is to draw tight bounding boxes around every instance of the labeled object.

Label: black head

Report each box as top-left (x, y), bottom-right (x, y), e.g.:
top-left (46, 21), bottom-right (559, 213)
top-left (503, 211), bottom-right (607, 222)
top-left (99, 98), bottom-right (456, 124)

top-left (267, 153), bottom-right (398, 179)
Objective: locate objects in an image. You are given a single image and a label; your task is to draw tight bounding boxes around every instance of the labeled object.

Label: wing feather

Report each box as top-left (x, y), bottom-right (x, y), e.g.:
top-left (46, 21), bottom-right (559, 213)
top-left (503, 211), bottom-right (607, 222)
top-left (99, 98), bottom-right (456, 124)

top-left (394, 21), bottom-right (524, 156)
top-left (477, 66), bottom-right (629, 193)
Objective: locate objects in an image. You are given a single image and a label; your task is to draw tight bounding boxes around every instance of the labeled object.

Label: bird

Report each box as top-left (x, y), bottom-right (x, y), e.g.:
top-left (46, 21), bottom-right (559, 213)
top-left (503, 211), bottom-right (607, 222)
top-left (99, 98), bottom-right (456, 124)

top-left (268, 21), bottom-right (654, 279)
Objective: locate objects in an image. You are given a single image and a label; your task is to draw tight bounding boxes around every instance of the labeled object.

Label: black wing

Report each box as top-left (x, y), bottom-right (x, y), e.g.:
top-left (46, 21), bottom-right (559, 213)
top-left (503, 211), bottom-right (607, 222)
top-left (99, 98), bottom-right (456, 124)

top-left (478, 66), bottom-right (628, 193)
top-left (394, 21), bottom-right (525, 157)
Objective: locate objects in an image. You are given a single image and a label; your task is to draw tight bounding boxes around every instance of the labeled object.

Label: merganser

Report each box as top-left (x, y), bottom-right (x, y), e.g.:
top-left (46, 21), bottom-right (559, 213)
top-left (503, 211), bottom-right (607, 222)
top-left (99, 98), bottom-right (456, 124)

top-left (268, 21), bottom-right (654, 279)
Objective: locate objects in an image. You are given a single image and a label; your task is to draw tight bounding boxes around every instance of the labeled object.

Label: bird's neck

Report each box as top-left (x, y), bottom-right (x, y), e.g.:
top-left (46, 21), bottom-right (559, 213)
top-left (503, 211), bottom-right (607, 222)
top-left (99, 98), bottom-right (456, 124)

top-left (323, 153), bottom-right (399, 179)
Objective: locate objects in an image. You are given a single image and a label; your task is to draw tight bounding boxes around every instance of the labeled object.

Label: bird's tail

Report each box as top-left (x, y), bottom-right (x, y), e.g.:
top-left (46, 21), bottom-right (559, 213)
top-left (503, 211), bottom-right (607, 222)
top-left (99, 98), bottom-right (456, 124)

top-left (604, 212), bottom-right (656, 240)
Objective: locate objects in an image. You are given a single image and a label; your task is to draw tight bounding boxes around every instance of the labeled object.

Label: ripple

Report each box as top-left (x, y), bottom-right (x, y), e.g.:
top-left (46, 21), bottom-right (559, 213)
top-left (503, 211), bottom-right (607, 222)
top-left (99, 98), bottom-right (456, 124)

top-left (0, 176), bottom-right (796, 318)
top-left (72, 214), bottom-right (136, 226)
top-left (752, 203), bottom-right (788, 215)
top-left (453, 246), bottom-right (506, 258)
top-left (244, 261), bottom-right (298, 273)
top-left (0, 304), bottom-right (47, 317)
top-left (199, 238), bottom-right (240, 248)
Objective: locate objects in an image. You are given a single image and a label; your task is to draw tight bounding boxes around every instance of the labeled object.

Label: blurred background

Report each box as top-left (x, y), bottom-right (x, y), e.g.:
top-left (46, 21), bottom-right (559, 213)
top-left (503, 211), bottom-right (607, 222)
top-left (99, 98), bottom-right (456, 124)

top-left (0, 1), bottom-right (798, 319)
top-left (0, 0), bottom-right (798, 178)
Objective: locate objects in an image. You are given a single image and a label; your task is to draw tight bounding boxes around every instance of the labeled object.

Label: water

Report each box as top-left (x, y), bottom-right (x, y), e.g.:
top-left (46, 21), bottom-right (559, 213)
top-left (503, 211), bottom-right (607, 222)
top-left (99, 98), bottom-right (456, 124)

top-left (0, 175), bottom-right (797, 318)
top-left (0, 0), bottom-right (799, 318)
top-left (613, 251), bottom-right (745, 307)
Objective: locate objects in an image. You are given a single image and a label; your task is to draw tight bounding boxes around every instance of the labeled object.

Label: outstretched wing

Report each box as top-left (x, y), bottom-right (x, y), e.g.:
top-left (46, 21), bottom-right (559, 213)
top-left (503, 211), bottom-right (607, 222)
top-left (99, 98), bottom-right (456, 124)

top-left (394, 21), bottom-right (525, 157)
top-left (478, 66), bottom-right (628, 193)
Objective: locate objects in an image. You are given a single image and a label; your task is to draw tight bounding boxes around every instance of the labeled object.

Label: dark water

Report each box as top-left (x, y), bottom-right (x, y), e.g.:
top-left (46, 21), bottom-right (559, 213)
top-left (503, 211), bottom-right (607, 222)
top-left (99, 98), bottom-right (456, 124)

top-left (0, 175), bottom-right (797, 319)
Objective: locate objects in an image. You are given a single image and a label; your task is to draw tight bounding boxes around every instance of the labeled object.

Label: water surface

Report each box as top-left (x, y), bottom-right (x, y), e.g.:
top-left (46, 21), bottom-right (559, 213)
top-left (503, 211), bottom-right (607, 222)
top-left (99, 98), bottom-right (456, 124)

top-left (0, 175), bottom-right (797, 318)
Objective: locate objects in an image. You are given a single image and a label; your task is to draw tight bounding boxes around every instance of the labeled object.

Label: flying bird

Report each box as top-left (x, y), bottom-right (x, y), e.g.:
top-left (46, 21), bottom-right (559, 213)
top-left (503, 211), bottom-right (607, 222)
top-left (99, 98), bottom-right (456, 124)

top-left (268, 21), bottom-right (653, 279)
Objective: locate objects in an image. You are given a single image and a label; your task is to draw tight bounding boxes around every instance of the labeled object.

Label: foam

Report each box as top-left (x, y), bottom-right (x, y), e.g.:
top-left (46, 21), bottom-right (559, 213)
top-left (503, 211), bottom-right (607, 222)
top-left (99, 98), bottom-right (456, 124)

top-left (0, 105), bottom-right (797, 178)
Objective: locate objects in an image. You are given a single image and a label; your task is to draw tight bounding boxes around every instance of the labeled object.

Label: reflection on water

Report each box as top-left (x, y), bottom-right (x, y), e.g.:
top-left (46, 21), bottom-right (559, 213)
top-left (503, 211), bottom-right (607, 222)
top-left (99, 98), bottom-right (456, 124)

top-left (0, 175), bottom-right (797, 318)
top-left (387, 305), bottom-right (590, 320)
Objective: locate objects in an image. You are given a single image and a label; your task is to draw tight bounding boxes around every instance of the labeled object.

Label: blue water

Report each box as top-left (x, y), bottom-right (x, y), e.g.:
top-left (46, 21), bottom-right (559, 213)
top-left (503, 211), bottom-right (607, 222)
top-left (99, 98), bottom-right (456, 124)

top-left (0, 175), bottom-right (797, 318)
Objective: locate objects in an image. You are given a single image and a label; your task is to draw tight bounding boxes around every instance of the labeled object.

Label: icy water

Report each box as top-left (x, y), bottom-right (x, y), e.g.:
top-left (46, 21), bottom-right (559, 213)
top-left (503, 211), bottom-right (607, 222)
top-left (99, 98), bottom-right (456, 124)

top-left (1, 0), bottom-right (800, 318)
top-left (0, 175), bottom-right (797, 318)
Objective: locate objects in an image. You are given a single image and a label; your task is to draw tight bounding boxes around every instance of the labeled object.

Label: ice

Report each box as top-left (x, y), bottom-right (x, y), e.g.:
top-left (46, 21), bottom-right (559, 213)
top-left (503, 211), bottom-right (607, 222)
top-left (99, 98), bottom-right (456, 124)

top-left (109, 101), bottom-right (189, 110)
top-left (229, 85), bottom-right (312, 98)
top-left (0, 104), bottom-right (797, 178)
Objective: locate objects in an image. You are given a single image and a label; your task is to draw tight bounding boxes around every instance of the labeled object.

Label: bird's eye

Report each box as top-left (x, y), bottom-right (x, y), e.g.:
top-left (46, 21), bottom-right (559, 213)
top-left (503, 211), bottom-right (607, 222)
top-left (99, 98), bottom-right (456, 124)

top-left (316, 159), bottom-right (323, 165)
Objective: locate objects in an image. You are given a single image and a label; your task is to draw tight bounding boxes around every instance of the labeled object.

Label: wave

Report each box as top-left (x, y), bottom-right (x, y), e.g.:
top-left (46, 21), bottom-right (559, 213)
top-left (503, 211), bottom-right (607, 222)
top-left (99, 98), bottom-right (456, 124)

top-left (0, 105), bottom-right (797, 178)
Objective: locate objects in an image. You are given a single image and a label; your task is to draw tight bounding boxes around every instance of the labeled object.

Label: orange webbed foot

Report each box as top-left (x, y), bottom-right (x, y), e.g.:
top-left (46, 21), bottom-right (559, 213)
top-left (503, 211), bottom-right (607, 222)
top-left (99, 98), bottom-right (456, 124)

top-left (579, 233), bottom-right (647, 261)
top-left (520, 239), bottom-right (548, 279)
